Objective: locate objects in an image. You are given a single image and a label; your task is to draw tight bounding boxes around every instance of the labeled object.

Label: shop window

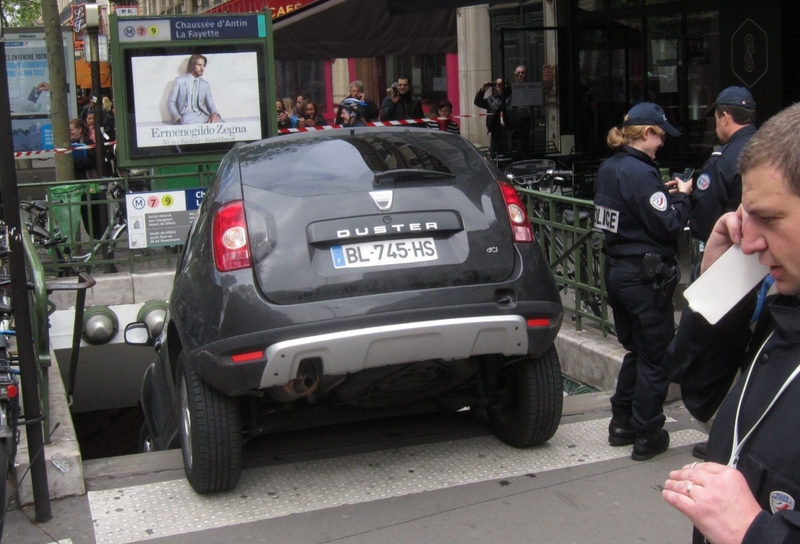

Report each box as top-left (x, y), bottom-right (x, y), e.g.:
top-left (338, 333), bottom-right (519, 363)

top-left (275, 59), bottom-right (328, 116)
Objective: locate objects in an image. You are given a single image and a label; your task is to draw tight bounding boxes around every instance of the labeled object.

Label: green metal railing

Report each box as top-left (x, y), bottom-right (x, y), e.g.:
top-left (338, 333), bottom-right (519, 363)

top-left (18, 170), bottom-right (215, 277)
top-left (19, 223), bottom-right (95, 439)
top-left (516, 187), bottom-right (615, 335)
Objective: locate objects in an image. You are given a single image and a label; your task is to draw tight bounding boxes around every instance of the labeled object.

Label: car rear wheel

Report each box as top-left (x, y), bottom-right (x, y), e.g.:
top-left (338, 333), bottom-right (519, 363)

top-left (177, 352), bottom-right (242, 493)
top-left (487, 345), bottom-right (563, 447)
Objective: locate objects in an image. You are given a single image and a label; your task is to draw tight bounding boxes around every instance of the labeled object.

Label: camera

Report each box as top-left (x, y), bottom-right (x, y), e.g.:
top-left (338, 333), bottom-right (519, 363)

top-left (386, 82), bottom-right (399, 96)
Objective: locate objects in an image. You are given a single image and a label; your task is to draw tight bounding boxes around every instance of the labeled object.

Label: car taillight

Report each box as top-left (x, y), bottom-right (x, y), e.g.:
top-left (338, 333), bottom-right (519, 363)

top-left (213, 200), bottom-right (252, 272)
top-left (497, 181), bottom-right (534, 243)
top-left (231, 350), bottom-right (263, 363)
top-left (526, 318), bottom-right (550, 328)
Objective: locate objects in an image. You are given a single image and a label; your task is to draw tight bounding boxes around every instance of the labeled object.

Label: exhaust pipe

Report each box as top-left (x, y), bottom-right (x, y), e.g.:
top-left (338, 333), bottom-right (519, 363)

top-left (268, 359), bottom-right (321, 402)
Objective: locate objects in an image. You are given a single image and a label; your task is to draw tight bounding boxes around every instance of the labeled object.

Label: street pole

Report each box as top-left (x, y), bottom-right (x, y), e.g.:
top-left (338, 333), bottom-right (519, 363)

top-left (0, 27), bottom-right (53, 524)
top-left (85, 2), bottom-right (110, 252)
top-left (86, 2), bottom-right (105, 177)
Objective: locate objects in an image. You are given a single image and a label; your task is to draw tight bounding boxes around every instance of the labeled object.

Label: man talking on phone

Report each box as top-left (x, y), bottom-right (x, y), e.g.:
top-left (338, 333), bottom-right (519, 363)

top-left (690, 87), bottom-right (758, 244)
top-left (662, 101), bottom-right (800, 544)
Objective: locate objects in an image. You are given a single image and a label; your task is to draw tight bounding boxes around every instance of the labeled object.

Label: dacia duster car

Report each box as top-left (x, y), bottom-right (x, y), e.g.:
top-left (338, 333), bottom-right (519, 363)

top-left (128, 127), bottom-right (564, 493)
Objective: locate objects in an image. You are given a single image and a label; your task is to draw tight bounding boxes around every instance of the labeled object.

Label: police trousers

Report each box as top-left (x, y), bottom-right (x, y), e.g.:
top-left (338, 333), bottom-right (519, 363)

top-left (606, 257), bottom-right (676, 433)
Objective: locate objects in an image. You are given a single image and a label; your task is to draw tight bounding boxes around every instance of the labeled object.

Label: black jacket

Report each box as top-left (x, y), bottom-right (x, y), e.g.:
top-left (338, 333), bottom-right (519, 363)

top-left (380, 93), bottom-right (423, 122)
top-left (677, 294), bottom-right (800, 543)
top-left (593, 146), bottom-right (692, 259)
top-left (474, 89), bottom-right (512, 137)
top-left (690, 124), bottom-right (757, 242)
top-left (664, 266), bottom-right (758, 422)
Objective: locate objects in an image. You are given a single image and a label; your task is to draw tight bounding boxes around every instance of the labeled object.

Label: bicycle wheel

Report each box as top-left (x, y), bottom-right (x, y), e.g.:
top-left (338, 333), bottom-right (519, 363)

top-left (27, 224), bottom-right (67, 275)
top-left (106, 223), bottom-right (127, 262)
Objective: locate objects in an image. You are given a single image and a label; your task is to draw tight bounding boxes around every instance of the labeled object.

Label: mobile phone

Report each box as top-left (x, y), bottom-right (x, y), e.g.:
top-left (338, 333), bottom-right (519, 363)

top-left (680, 167), bottom-right (695, 182)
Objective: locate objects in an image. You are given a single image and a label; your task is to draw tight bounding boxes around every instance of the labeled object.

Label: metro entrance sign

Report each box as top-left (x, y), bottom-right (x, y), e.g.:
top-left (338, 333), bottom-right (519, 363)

top-left (117, 14), bottom-right (266, 42)
top-left (126, 188), bottom-right (206, 247)
top-left (110, 12), bottom-right (277, 169)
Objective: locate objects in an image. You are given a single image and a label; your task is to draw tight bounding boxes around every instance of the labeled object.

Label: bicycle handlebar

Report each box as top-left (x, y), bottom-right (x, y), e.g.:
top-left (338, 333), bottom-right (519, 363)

top-left (509, 168), bottom-right (574, 191)
top-left (19, 200), bottom-right (49, 213)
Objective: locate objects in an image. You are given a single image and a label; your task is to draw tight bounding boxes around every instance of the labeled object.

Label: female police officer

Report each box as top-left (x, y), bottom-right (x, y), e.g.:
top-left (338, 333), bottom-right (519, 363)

top-left (594, 102), bottom-right (693, 461)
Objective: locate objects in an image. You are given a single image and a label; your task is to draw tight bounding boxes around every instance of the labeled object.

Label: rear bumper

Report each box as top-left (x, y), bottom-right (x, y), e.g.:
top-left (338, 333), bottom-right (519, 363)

top-left (260, 315), bottom-right (530, 388)
top-left (186, 301), bottom-right (562, 396)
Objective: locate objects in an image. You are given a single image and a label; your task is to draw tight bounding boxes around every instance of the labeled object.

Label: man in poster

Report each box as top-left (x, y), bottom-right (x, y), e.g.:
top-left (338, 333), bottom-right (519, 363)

top-left (167, 54), bottom-right (223, 125)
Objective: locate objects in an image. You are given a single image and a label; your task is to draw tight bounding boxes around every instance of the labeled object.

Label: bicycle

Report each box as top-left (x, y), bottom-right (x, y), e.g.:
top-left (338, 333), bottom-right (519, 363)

top-left (0, 227), bottom-right (20, 542)
top-left (504, 159), bottom-right (610, 328)
top-left (20, 180), bottom-right (129, 276)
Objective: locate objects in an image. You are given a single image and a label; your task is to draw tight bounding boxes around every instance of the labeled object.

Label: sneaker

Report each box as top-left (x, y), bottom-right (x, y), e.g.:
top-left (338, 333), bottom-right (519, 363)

top-left (631, 429), bottom-right (670, 461)
top-left (692, 441), bottom-right (707, 460)
top-left (608, 418), bottom-right (636, 446)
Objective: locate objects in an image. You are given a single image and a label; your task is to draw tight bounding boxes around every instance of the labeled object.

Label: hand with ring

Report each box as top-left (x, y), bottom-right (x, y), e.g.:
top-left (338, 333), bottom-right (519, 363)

top-left (662, 461), bottom-right (763, 543)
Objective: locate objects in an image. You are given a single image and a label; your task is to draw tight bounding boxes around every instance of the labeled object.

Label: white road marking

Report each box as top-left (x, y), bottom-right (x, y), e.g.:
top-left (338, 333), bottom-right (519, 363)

top-left (88, 418), bottom-right (705, 544)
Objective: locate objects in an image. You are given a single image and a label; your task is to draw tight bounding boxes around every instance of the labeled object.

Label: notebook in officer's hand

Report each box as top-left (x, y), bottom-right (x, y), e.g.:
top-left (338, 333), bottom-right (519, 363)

top-left (683, 244), bottom-right (769, 325)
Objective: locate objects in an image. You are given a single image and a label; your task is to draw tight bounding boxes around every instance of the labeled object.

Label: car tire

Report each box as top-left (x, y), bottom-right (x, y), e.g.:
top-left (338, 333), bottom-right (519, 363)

top-left (177, 352), bottom-right (242, 493)
top-left (138, 421), bottom-right (154, 454)
top-left (487, 345), bottom-right (563, 447)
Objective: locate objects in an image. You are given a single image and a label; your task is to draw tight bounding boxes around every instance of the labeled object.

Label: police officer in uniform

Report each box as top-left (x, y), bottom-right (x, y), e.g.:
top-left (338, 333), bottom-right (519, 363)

top-left (663, 102), bottom-right (800, 544)
top-left (594, 102), bottom-right (693, 461)
top-left (669, 86), bottom-right (757, 462)
top-left (690, 86), bottom-right (758, 244)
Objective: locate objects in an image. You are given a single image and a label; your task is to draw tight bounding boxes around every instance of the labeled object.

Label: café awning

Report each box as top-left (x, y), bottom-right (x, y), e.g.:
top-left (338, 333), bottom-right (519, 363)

top-left (270, 0), bottom-right (457, 60)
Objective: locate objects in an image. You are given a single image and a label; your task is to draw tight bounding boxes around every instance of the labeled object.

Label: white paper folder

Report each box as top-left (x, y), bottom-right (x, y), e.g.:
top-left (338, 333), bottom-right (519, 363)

top-left (683, 244), bottom-right (770, 325)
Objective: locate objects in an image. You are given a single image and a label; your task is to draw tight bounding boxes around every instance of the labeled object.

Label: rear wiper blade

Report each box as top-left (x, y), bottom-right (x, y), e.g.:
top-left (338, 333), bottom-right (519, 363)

top-left (373, 169), bottom-right (456, 185)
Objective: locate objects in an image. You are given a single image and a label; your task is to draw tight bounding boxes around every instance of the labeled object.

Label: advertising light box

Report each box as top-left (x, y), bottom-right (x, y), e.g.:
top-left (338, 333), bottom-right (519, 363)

top-left (111, 13), bottom-right (276, 168)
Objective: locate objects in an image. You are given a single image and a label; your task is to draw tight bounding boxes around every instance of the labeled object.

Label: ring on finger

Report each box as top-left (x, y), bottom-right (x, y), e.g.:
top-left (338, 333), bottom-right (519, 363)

top-left (691, 461), bottom-right (698, 470)
top-left (687, 482), bottom-right (695, 494)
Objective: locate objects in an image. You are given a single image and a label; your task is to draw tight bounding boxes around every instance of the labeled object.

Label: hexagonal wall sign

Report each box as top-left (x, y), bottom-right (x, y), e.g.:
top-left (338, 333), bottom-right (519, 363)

top-left (731, 18), bottom-right (768, 88)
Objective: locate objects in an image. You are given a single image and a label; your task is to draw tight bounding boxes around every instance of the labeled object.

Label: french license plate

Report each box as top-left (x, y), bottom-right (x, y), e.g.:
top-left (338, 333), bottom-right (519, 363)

top-left (331, 238), bottom-right (438, 269)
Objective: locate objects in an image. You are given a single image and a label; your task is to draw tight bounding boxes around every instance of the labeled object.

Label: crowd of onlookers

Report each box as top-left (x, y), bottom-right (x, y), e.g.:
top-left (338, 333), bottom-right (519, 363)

top-left (278, 77), bottom-right (460, 133)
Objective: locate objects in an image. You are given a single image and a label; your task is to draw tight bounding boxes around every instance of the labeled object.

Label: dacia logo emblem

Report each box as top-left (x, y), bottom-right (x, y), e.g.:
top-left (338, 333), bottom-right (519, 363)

top-left (770, 491), bottom-right (795, 513)
top-left (369, 190), bottom-right (393, 211)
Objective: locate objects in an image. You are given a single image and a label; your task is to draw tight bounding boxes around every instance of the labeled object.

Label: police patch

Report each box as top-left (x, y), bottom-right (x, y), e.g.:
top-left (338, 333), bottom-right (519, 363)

top-left (770, 491), bottom-right (795, 513)
top-left (697, 173), bottom-right (711, 191)
top-left (650, 191), bottom-right (668, 212)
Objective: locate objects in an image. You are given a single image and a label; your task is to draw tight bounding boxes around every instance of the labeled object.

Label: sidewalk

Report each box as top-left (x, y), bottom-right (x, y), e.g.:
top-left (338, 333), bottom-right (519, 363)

top-left (4, 389), bottom-right (707, 544)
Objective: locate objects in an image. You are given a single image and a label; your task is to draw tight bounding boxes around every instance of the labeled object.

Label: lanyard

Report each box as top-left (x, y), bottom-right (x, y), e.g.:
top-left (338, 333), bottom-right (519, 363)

top-left (728, 331), bottom-right (800, 468)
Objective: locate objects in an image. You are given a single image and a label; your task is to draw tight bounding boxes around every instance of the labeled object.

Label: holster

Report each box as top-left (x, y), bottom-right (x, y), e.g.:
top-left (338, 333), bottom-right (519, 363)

top-left (640, 253), bottom-right (680, 309)
top-left (656, 260), bottom-right (681, 309)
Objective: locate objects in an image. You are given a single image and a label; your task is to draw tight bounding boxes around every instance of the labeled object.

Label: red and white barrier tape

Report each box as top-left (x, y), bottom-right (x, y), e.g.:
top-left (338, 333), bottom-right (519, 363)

top-left (14, 140), bottom-right (116, 158)
top-left (278, 114), bottom-right (495, 134)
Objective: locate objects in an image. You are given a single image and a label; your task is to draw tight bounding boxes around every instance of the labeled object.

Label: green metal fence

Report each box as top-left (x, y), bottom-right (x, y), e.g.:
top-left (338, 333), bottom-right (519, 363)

top-left (516, 187), bottom-right (615, 335)
top-left (20, 223), bottom-right (95, 440)
top-left (18, 170), bottom-right (215, 277)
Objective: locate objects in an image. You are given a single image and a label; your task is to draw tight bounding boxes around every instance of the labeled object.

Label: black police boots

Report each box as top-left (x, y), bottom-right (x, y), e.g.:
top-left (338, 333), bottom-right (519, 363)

top-left (631, 429), bottom-right (670, 461)
top-left (692, 441), bottom-right (707, 460)
top-left (608, 417), bottom-right (636, 446)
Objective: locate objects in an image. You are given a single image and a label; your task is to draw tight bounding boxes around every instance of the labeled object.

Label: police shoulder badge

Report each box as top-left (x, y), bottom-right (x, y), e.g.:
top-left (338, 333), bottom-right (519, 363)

top-left (770, 491), bottom-right (795, 513)
top-left (697, 173), bottom-right (711, 191)
top-left (650, 191), bottom-right (668, 212)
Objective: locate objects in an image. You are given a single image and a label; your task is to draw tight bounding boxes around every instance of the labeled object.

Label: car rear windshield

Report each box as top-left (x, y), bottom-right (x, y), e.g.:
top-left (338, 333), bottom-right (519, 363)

top-left (237, 130), bottom-right (488, 197)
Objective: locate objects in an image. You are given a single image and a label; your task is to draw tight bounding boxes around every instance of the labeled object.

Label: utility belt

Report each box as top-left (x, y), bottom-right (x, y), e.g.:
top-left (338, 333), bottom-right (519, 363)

top-left (612, 253), bottom-right (681, 309)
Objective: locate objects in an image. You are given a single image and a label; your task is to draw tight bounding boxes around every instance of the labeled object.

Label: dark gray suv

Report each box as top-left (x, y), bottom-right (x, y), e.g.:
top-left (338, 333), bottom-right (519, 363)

top-left (128, 127), bottom-right (564, 493)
